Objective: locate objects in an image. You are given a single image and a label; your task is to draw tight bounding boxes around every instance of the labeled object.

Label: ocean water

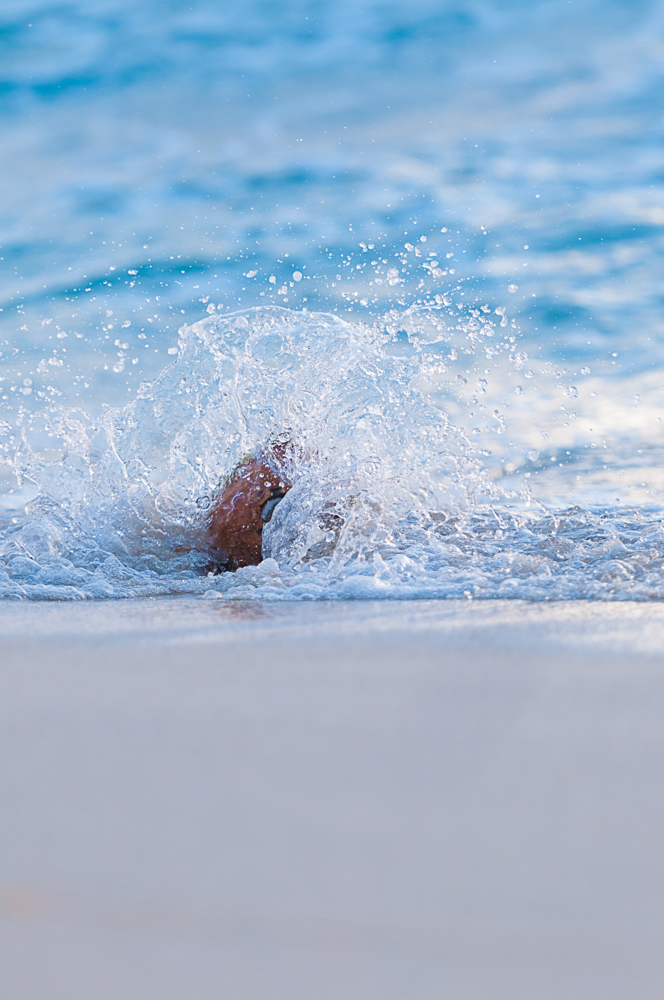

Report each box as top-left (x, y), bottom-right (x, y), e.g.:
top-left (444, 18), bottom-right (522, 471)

top-left (2, 0), bottom-right (664, 600)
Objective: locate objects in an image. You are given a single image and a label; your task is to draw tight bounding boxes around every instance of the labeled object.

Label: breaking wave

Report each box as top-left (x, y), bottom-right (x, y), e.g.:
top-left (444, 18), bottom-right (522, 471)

top-left (1, 304), bottom-right (663, 601)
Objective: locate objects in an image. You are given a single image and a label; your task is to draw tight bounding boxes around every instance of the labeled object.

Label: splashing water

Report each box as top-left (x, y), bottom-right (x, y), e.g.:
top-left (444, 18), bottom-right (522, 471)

top-left (0, 303), bottom-right (662, 602)
top-left (3, 3), bottom-right (664, 601)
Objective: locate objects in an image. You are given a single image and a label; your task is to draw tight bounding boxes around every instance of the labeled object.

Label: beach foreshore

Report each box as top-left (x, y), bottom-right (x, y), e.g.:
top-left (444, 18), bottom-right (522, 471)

top-left (1, 597), bottom-right (663, 999)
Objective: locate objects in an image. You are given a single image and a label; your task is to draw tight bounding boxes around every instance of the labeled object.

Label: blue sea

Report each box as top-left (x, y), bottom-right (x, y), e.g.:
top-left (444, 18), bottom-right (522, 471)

top-left (2, 0), bottom-right (664, 600)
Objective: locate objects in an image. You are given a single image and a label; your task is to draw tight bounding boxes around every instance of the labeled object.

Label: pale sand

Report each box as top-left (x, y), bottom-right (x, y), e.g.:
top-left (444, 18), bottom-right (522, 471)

top-left (1, 597), bottom-right (664, 999)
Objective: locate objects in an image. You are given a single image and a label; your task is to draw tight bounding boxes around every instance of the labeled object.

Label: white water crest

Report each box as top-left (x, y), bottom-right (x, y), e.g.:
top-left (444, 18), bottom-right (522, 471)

top-left (0, 304), bottom-right (662, 602)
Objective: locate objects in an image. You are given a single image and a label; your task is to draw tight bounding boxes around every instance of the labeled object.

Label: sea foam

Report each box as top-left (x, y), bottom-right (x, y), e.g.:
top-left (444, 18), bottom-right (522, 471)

top-left (1, 305), bottom-right (663, 601)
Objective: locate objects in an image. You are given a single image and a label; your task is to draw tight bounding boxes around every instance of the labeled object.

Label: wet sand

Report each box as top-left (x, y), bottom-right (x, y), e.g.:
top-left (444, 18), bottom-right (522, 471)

top-left (1, 597), bottom-right (664, 999)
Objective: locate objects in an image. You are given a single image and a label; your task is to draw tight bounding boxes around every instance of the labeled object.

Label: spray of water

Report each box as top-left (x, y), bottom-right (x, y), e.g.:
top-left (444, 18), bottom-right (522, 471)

top-left (1, 304), bottom-right (662, 601)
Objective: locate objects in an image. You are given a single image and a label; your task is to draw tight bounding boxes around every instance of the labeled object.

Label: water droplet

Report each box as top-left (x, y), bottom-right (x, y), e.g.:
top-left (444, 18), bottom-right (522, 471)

top-left (511, 351), bottom-right (528, 369)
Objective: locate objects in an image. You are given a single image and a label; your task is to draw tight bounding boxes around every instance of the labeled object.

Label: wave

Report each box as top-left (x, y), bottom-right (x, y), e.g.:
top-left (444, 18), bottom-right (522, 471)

top-left (0, 305), bottom-right (662, 602)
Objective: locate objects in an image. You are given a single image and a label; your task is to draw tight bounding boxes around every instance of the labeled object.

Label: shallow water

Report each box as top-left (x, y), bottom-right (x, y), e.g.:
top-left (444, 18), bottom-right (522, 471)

top-left (1, 0), bottom-right (664, 600)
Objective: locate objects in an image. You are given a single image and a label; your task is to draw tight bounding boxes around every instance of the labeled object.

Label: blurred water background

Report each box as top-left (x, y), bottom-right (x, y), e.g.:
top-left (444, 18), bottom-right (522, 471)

top-left (2, 0), bottom-right (664, 600)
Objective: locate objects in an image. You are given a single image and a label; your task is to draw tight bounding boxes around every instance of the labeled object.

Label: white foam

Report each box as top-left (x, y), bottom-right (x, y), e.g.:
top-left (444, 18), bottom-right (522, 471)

top-left (2, 306), bottom-right (664, 601)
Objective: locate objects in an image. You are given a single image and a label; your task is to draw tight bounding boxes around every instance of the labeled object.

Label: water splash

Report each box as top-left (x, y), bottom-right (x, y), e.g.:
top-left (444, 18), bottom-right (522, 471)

top-left (1, 304), bottom-right (663, 602)
top-left (0, 306), bottom-right (479, 597)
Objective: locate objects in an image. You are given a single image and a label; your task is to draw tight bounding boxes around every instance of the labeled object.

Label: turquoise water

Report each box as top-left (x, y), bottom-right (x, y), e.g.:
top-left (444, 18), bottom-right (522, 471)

top-left (2, 0), bottom-right (664, 599)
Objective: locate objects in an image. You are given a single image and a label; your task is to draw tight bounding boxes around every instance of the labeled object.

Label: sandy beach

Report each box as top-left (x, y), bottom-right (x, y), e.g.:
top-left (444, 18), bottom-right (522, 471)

top-left (1, 597), bottom-right (664, 999)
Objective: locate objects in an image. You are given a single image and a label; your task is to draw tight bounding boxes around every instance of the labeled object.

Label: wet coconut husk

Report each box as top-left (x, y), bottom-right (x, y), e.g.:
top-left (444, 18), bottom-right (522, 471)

top-left (205, 455), bottom-right (291, 570)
